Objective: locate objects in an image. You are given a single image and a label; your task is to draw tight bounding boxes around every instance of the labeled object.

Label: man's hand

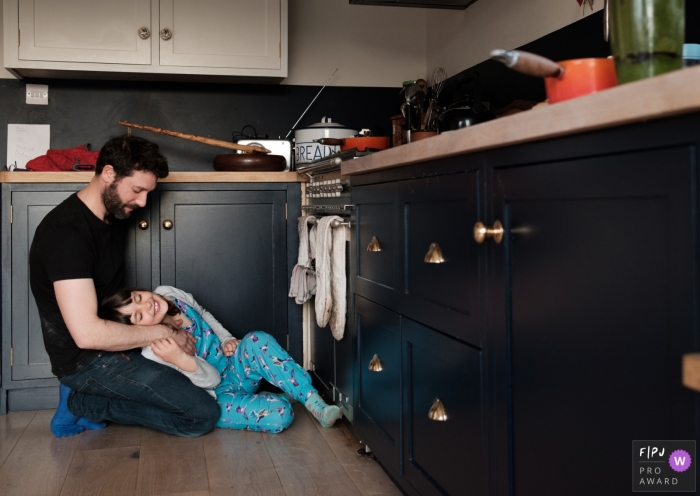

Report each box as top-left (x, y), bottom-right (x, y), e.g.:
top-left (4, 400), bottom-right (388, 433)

top-left (222, 338), bottom-right (239, 357)
top-left (170, 328), bottom-right (196, 356)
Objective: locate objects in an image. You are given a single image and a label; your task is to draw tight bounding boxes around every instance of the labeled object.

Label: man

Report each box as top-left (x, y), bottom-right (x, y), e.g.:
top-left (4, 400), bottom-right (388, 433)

top-left (29, 135), bottom-right (220, 437)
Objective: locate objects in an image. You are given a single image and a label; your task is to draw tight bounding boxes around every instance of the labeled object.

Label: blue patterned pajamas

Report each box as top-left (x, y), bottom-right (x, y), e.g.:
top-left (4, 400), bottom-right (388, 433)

top-left (174, 298), bottom-right (317, 433)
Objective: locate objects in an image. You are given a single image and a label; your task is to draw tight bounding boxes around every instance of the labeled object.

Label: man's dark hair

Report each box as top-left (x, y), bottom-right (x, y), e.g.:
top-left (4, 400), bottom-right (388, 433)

top-left (96, 135), bottom-right (169, 180)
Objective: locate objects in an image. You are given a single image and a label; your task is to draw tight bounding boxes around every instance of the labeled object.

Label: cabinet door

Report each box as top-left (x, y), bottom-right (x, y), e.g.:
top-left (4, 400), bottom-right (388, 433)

top-left (158, 190), bottom-right (287, 345)
top-left (354, 296), bottom-right (401, 478)
top-left (18, 0), bottom-right (152, 64)
top-left (354, 182), bottom-right (400, 308)
top-left (402, 317), bottom-right (485, 496)
top-left (10, 191), bottom-right (74, 381)
top-left (401, 171), bottom-right (481, 345)
top-left (492, 147), bottom-right (699, 495)
top-left (159, 0), bottom-right (281, 69)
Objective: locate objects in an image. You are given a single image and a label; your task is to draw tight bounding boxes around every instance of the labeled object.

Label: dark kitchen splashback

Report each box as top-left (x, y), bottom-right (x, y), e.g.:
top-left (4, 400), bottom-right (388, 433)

top-left (0, 79), bottom-right (399, 171)
top-left (439, 10), bottom-right (612, 111)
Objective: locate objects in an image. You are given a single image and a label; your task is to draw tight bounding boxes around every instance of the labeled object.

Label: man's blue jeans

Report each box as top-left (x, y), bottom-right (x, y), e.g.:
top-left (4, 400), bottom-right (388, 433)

top-left (59, 349), bottom-right (220, 437)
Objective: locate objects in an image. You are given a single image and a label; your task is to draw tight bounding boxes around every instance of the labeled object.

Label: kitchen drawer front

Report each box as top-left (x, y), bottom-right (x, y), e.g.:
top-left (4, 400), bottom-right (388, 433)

top-left (353, 183), bottom-right (400, 309)
top-left (402, 317), bottom-right (486, 496)
top-left (354, 296), bottom-right (401, 476)
top-left (401, 171), bottom-right (481, 345)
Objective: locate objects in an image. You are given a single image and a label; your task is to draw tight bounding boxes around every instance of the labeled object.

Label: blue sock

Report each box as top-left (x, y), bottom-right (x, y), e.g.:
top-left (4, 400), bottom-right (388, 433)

top-left (51, 384), bottom-right (85, 437)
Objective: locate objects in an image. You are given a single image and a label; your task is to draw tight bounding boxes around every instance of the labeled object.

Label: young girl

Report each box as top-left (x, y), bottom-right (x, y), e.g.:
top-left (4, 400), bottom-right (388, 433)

top-left (98, 286), bottom-right (342, 433)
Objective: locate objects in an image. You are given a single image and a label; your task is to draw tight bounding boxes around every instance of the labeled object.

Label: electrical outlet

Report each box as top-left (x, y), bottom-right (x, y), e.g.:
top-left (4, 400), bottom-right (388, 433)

top-left (26, 84), bottom-right (48, 105)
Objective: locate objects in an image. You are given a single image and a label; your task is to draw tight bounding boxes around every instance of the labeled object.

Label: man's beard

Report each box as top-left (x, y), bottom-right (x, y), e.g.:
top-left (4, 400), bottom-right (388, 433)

top-left (102, 182), bottom-right (139, 220)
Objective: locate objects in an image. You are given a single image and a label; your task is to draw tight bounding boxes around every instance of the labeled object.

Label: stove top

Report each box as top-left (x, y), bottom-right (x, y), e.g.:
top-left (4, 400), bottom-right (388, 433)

top-left (296, 147), bottom-right (375, 174)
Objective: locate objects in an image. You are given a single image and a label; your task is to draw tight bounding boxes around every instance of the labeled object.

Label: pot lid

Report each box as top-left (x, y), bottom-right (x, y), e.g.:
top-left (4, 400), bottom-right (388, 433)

top-left (297, 116), bottom-right (356, 131)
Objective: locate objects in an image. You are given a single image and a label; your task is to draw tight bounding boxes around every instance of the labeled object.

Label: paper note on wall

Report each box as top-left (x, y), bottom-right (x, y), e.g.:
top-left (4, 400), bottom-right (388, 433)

top-left (7, 124), bottom-right (50, 169)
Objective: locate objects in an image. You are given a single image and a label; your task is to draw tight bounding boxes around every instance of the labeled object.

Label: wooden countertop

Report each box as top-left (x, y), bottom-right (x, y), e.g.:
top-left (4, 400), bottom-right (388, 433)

top-left (0, 171), bottom-right (308, 183)
top-left (342, 65), bottom-right (700, 176)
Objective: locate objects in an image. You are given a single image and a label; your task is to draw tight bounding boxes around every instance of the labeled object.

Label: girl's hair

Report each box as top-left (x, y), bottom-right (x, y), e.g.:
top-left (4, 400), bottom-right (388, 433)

top-left (98, 287), bottom-right (180, 326)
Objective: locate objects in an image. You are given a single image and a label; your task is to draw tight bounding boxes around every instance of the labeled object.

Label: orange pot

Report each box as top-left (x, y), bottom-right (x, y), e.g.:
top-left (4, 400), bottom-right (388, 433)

top-left (314, 136), bottom-right (389, 152)
top-left (491, 50), bottom-right (618, 103)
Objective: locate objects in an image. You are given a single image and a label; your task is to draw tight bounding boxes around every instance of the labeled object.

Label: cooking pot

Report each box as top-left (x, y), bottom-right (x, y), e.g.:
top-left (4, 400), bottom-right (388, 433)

top-left (294, 117), bottom-right (357, 164)
top-left (314, 136), bottom-right (389, 152)
top-left (490, 49), bottom-right (618, 103)
top-left (437, 100), bottom-right (495, 133)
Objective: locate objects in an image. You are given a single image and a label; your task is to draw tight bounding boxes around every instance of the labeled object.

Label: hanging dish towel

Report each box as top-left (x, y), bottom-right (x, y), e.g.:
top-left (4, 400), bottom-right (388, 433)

top-left (315, 215), bottom-right (348, 340)
top-left (289, 216), bottom-right (317, 304)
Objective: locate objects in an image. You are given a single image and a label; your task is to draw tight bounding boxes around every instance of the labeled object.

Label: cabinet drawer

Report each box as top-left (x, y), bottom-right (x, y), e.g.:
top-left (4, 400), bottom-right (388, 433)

top-left (354, 296), bottom-right (401, 477)
top-left (401, 172), bottom-right (480, 345)
top-left (354, 183), bottom-right (400, 308)
top-left (402, 317), bottom-right (486, 496)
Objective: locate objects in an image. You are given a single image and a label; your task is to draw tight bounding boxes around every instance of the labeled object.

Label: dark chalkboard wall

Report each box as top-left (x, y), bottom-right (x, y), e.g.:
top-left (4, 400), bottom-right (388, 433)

top-left (0, 79), bottom-right (401, 171)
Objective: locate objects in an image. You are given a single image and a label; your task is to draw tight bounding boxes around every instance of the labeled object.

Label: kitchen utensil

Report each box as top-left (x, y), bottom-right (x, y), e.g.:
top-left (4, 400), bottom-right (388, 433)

top-left (609, 0), bottom-right (684, 84)
top-left (409, 131), bottom-right (437, 142)
top-left (430, 67), bottom-right (447, 100)
top-left (213, 153), bottom-right (286, 172)
top-left (236, 139), bottom-right (293, 171)
top-left (294, 117), bottom-right (358, 164)
top-left (437, 102), bottom-right (495, 132)
top-left (118, 121), bottom-right (288, 172)
top-left (490, 50), bottom-right (618, 103)
top-left (314, 136), bottom-right (389, 152)
top-left (119, 121), bottom-right (270, 153)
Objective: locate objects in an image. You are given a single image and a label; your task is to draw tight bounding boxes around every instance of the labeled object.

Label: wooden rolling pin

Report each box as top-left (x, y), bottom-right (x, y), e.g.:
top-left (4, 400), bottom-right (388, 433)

top-left (119, 121), bottom-right (271, 154)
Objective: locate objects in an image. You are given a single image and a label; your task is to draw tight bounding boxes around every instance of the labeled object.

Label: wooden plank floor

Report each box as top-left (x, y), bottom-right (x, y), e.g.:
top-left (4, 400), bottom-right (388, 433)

top-left (0, 404), bottom-right (402, 496)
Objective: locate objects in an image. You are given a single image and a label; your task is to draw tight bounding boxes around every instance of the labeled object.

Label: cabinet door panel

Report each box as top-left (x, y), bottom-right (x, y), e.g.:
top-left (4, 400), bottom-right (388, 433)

top-left (402, 317), bottom-right (485, 496)
top-left (18, 0), bottom-right (151, 64)
top-left (159, 0), bottom-right (281, 69)
top-left (402, 172), bottom-right (480, 345)
top-left (355, 296), bottom-right (401, 476)
top-left (158, 190), bottom-right (287, 345)
top-left (494, 147), bottom-right (699, 495)
top-left (354, 182), bottom-right (400, 307)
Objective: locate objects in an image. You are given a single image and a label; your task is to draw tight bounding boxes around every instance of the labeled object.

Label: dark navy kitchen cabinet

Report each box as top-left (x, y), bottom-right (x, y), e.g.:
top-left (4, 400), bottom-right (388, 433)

top-left (1, 182), bottom-right (301, 414)
top-left (349, 113), bottom-right (700, 495)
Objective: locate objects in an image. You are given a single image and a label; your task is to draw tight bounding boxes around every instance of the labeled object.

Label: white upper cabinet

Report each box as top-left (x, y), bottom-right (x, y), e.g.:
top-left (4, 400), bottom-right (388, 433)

top-left (3, 0), bottom-right (287, 80)
top-left (159, 0), bottom-right (280, 70)
top-left (18, 0), bottom-right (152, 65)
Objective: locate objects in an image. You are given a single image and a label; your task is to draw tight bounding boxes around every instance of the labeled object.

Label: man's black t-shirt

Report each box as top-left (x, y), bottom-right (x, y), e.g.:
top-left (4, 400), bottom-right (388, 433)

top-left (29, 193), bottom-right (126, 377)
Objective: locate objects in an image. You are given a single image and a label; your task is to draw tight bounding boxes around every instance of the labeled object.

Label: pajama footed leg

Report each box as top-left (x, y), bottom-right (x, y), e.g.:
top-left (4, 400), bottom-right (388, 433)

top-left (216, 390), bottom-right (294, 433)
top-left (304, 391), bottom-right (342, 427)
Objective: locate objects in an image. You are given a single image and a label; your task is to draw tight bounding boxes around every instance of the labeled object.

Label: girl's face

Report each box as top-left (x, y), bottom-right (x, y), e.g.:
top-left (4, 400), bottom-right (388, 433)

top-left (118, 290), bottom-right (168, 326)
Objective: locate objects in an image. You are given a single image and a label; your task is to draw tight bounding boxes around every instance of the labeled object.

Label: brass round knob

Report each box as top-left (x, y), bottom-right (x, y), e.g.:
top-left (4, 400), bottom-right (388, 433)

top-left (367, 236), bottom-right (382, 252)
top-left (160, 28), bottom-right (173, 40)
top-left (368, 354), bottom-right (383, 372)
top-left (428, 398), bottom-right (448, 422)
top-left (163, 220), bottom-right (173, 230)
top-left (138, 220), bottom-right (149, 230)
top-left (138, 27), bottom-right (151, 39)
top-left (473, 220), bottom-right (504, 244)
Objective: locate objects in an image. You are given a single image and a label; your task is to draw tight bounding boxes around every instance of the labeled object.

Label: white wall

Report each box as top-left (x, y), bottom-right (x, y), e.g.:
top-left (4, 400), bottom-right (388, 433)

top-left (426, 0), bottom-right (603, 79)
top-left (0, 4), bottom-right (15, 79)
top-left (284, 0), bottom-right (426, 87)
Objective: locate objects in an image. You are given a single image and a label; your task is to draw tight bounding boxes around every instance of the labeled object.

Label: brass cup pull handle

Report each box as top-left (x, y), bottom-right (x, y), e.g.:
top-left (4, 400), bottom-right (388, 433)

top-left (163, 220), bottom-right (174, 230)
top-left (368, 354), bottom-right (383, 372)
top-left (424, 242), bottom-right (445, 264)
top-left (428, 397), bottom-right (448, 422)
top-left (367, 236), bottom-right (382, 252)
top-left (138, 220), bottom-right (149, 230)
top-left (473, 220), bottom-right (504, 244)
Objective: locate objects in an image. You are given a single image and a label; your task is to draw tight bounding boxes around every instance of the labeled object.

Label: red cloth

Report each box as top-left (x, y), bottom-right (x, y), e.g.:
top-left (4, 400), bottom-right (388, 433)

top-left (25, 144), bottom-right (99, 172)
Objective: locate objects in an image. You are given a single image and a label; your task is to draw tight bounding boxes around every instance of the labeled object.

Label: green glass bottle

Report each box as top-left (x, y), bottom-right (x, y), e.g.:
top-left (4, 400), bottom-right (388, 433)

top-left (609, 0), bottom-right (685, 84)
